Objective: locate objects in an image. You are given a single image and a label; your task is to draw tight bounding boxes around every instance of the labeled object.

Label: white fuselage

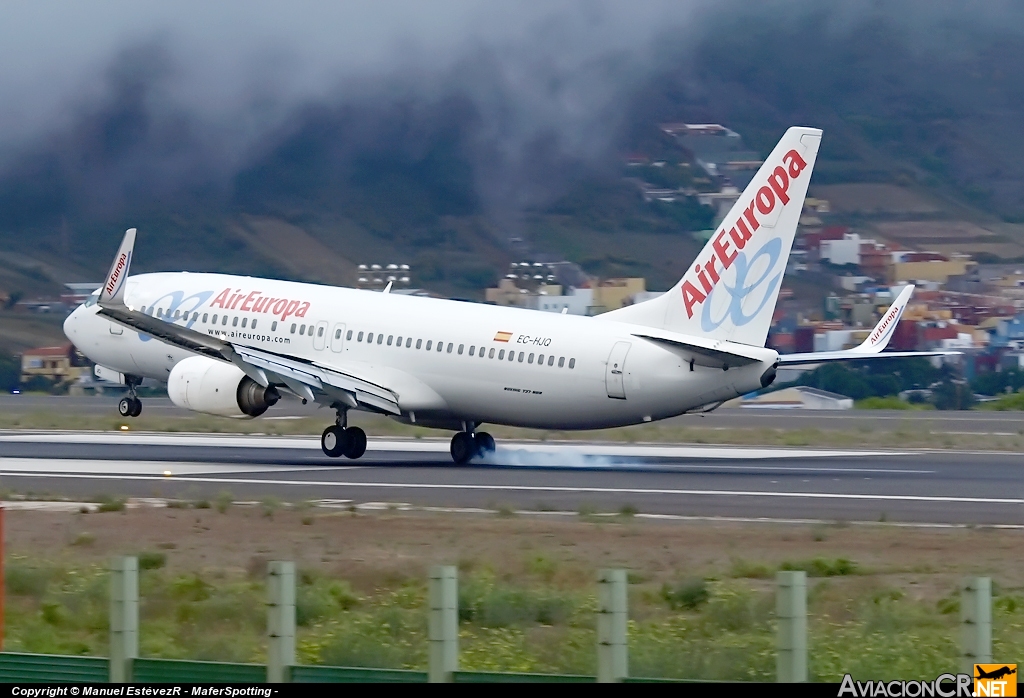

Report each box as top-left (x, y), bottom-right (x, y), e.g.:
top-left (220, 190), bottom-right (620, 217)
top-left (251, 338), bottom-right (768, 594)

top-left (64, 272), bottom-right (778, 430)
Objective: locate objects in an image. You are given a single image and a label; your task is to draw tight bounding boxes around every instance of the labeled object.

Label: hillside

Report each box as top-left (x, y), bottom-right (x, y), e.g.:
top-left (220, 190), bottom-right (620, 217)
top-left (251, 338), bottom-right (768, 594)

top-left (0, 3), bottom-right (1023, 305)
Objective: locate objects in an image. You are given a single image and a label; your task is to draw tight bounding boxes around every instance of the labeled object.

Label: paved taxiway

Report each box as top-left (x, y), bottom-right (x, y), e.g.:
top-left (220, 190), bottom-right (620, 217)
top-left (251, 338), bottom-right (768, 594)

top-left (5, 395), bottom-right (1024, 434)
top-left (0, 431), bottom-right (1020, 527)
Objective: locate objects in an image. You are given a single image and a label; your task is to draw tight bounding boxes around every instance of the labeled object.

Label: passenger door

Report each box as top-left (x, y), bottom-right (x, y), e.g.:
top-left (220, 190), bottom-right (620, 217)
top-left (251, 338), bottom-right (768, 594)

top-left (605, 341), bottom-right (631, 399)
top-left (330, 323), bottom-right (346, 353)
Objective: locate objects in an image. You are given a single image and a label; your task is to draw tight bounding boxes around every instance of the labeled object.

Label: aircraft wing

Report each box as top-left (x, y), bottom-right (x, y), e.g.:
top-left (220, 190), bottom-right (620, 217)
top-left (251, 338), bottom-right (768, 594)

top-left (96, 229), bottom-right (400, 415)
top-left (777, 285), bottom-right (961, 365)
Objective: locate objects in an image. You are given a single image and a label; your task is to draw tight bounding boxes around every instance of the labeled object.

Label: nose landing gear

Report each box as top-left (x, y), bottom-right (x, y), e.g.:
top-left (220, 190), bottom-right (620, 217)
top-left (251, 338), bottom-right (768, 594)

top-left (118, 376), bottom-right (143, 417)
top-left (320, 409), bottom-right (366, 460)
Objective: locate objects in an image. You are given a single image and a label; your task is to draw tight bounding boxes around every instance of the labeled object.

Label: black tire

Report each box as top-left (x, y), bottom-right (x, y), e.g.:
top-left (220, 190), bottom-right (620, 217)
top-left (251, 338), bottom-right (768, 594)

top-left (118, 398), bottom-right (133, 417)
top-left (450, 432), bottom-right (477, 465)
top-left (344, 427), bottom-right (367, 459)
top-left (129, 397), bottom-right (142, 418)
top-left (321, 425), bottom-right (348, 458)
top-left (474, 431), bottom-right (496, 454)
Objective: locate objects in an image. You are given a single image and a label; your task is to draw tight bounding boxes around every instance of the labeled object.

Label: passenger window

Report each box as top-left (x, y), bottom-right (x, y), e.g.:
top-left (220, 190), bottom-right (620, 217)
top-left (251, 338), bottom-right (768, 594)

top-left (569, 358), bottom-right (576, 369)
top-left (438, 341), bottom-right (444, 352)
top-left (396, 336), bottom-right (402, 346)
top-left (424, 340), bottom-right (431, 350)
top-left (498, 349), bottom-right (505, 360)
top-left (458, 344), bottom-right (464, 355)
top-left (558, 357), bottom-right (565, 367)
top-left (141, 306), bottom-right (147, 314)
top-left (538, 354), bottom-right (544, 365)
top-left (299, 324), bottom-right (306, 334)
top-left (233, 317), bottom-right (239, 327)
top-left (335, 329), bottom-right (341, 339)
top-left (377, 334), bottom-right (384, 345)
top-left (272, 321), bottom-right (278, 331)
top-left (346, 330), bottom-right (352, 340)
top-left (528, 353), bottom-right (534, 364)
top-left (447, 343), bottom-right (453, 353)
top-left (202, 313), bottom-right (208, 323)
top-left (318, 326), bottom-right (324, 337)
top-left (241, 318), bottom-right (248, 328)
top-left (480, 349), bottom-right (486, 359)
top-left (358, 331), bottom-right (364, 341)
top-left (252, 320), bottom-right (257, 330)
top-left (547, 355), bottom-right (554, 366)
top-left (157, 308), bottom-right (163, 318)
top-left (192, 312), bottom-right (199, 322)
top-left (388, 335), bottom-right (393, 346)
top-left (291, 324), bottom-right (297, 334)
top-left (211, 314), bottom-right (217, 323)
top-left (518, 352), bottom-right (524, 363)
top-left (489, 348), bottom-right (495, 359)
top-left (367, 332), bottom-right (373, 342)
top-left (222, 316), bottom-right (228, 325)
top-left (469, 346), bottom-right (475, 356)
top-left (406, 337), bottom-right (412, 348)
top-left (416, 339), bottom-right (422, 349)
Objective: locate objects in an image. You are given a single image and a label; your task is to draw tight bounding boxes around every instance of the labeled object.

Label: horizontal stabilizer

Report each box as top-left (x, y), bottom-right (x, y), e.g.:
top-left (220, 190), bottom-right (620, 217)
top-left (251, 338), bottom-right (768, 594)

top-left (776, 284), bottom-right (960, 365)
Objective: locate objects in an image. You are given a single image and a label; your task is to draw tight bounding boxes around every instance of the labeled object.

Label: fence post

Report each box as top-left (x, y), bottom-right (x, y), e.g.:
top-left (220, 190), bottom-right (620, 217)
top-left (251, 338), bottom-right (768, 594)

top-left (961, 576), bottom-right (992, 672)
top-left (428, 565), bottom-right (458, 683)
top-left (597, 569), bottom-right (628, 683)
top-left (267, 561), bottom-right (296, 683)
top-left (109, 556), bottom-right (138, 683)
top-left (776, 570), bottom-right (807, 683)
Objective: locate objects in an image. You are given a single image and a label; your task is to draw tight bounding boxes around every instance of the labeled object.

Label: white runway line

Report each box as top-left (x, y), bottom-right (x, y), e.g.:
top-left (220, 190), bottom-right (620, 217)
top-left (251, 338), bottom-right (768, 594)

top-left (0, 458), bottom-right (352, 476)
top-left (0, 431), bottom-right (903, 460)
top-left (0, 468), bottom-right (1018, 506)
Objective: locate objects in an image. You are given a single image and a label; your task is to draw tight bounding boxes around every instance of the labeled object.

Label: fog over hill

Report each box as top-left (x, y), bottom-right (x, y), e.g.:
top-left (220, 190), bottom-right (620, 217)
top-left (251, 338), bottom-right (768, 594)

top-left (0, 1), bottom-right (1023, 295)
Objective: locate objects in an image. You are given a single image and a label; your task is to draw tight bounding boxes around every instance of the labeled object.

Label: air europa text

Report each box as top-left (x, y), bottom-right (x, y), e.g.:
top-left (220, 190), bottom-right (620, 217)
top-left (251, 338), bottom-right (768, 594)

top-left (210, 288), bottom-right (310, 322)
top-left (681, 148), bottom-right (808, 318)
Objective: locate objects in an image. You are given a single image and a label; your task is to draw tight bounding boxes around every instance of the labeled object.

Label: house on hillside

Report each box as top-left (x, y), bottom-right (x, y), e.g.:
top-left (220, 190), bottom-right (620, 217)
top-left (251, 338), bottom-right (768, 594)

top-left (20, 344), bottom-right (90, 385)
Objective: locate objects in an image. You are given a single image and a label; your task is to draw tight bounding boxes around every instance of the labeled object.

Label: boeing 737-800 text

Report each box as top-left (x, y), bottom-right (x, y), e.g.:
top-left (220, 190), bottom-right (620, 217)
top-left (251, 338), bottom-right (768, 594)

top-left (63, 127), bottom-right (952, 463)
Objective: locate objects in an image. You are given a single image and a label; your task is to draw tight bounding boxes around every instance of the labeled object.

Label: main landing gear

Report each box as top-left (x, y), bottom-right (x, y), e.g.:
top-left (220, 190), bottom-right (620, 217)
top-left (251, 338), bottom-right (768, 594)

top-left (450, 426), bottom-right (496, 465)
top-left (321, 410), bottom-right (366, 460)
top-left (117, 375), bottom-right (143, 418)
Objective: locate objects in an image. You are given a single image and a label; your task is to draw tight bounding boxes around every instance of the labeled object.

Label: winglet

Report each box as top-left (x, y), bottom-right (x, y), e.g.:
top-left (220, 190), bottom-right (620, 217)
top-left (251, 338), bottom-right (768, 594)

top-left (98, 228), bottom-right (136, 308)
top-left (855, 284), bottom-right (914, 353)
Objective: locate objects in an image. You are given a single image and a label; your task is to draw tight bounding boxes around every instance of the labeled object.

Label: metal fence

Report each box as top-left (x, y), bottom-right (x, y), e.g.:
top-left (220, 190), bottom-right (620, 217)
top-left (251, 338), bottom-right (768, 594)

top-left (0, 557), bottom-right (996, 683)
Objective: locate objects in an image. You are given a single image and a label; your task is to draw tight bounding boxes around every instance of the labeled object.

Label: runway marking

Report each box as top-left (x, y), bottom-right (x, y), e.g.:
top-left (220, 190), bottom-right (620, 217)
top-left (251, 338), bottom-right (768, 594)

top-left (0, 432), bottom-right (903, 460)
top-left (0, 458), bottom-right (357, 476)
top-left (0, 470), bottom-right (1018, 506)
top-left (0, 457), bottom-right (933, 477)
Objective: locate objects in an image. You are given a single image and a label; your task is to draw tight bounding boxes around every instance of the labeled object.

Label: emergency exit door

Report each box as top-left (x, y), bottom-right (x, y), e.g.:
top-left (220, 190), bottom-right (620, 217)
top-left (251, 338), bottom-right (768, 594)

top-left (605, 341), bottom-right (631, 399)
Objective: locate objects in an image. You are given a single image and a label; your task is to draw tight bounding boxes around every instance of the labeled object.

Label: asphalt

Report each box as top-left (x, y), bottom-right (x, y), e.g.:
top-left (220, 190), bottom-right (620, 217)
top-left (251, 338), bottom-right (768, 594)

top-left (0, 432), bottom-right (1020, 527)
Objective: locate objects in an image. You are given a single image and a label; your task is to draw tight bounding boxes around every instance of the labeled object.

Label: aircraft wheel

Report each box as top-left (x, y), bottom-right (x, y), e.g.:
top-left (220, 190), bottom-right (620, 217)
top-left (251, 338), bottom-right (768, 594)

top-left (321, 425), bottom-right (348, 458)
top-left (344, 427), bottom-right (367, 459)
top-left (474, 431), bottom-right (496, 455)
top-left (450, 432), bottom-right (477, 465)
top-left (129, 398), bottom-right (142, 417)
top-left (118, 397), bottom-right (133, 418)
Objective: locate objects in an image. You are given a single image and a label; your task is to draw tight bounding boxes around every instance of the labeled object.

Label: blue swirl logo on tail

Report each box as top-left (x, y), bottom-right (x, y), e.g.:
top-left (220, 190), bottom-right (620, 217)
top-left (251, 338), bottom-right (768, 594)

top-left (701, 237), bottom-right (783, 331)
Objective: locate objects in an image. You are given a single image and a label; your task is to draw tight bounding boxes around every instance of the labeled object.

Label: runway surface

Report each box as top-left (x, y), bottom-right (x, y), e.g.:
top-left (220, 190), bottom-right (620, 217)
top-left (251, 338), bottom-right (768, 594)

top-left (6, 395), bottom-right (1024, 433)
top-left (0, 431), bottom-right (1021, 527)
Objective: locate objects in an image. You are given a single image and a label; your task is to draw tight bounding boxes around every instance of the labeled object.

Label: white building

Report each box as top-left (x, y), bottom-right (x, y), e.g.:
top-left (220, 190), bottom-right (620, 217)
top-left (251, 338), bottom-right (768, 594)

top-left (820, 233), bottom-right (876, 267)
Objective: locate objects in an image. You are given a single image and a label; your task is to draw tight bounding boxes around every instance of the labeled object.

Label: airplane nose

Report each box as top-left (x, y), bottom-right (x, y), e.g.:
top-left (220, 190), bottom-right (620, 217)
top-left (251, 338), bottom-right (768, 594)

top-left (63, 307), bottom-right (79, 343)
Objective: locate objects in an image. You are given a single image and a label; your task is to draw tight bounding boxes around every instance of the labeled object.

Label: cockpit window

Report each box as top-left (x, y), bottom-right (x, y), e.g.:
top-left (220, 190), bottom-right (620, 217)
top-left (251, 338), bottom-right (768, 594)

top-left (84, 291), bottom-right (100, 308)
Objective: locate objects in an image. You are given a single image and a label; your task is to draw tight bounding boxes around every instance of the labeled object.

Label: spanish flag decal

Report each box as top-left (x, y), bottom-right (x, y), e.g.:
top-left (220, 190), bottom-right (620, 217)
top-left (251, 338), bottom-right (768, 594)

top-left (494, 331), bottom-right (513, 343)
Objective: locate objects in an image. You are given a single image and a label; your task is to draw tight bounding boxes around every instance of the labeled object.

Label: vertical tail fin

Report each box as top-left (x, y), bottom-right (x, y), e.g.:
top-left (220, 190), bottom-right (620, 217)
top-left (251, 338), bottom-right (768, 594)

top-left (603, 127), bottom-right (822, 347)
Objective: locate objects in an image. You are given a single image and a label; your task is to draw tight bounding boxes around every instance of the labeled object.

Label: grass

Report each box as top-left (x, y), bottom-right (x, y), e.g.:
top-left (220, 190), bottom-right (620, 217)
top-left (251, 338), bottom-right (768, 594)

top-left (4, 555), bottom-right (1023, 680)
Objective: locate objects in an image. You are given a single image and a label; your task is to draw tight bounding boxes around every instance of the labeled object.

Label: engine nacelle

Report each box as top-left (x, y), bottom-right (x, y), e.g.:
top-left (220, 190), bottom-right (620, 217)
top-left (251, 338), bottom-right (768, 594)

top-left (167, 356), bottom-right (280, 418)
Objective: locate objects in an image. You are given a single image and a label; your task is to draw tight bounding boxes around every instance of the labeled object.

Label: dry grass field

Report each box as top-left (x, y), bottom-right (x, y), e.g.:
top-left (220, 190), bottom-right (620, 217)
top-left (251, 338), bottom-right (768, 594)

top-left (2, 503), bottom-right (1021, 680)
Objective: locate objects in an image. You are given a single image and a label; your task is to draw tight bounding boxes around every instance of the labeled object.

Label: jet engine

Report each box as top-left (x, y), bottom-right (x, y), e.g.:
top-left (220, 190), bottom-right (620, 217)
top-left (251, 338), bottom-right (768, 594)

top-left (167, 356), bottom-right (280, 418)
